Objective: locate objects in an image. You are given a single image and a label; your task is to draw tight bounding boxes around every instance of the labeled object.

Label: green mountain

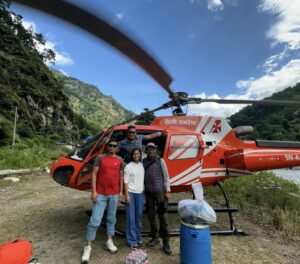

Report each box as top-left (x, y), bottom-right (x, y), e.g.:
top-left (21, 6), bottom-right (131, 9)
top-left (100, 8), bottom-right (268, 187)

top-left (0, 1), bottom-right (80, 145)
top-left (229, 84), bottom-right (300, 141)
top-left (52, 70), bottom-right (135, 131)
top-left (0, 1), bottom-right (134, 146)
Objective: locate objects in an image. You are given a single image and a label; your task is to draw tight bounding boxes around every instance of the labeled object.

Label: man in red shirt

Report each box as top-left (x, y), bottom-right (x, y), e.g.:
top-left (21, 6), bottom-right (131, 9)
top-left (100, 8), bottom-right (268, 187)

top-left (81, 139), bottom-right (124, 263)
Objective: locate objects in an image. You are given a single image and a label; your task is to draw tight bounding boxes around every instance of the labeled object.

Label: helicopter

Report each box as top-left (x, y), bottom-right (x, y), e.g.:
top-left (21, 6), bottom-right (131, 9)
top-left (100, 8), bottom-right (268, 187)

top-left (14, 0), bottom-right (300, 235)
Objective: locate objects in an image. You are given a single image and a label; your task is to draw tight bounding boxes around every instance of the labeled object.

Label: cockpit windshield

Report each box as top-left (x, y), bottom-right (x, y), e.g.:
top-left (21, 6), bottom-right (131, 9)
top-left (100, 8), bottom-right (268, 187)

top-left (67, 131), bottom-right (104, 161)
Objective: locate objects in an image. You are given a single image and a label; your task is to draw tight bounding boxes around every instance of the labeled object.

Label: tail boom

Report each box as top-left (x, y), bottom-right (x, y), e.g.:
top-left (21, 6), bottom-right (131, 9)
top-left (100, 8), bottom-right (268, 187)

top-left (225, 148), bottom-right (300, 172)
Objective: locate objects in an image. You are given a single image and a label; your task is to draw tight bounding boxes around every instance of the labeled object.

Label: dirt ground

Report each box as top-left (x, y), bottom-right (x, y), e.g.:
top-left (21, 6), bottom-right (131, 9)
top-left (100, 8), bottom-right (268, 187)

top-left (0, 171), bottom-right (299, 264)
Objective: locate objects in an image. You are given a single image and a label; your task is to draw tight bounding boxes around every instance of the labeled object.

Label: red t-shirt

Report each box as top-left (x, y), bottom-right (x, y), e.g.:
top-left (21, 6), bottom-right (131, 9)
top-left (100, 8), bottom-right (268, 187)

top-left (95, 155), bottom-right (123, 195)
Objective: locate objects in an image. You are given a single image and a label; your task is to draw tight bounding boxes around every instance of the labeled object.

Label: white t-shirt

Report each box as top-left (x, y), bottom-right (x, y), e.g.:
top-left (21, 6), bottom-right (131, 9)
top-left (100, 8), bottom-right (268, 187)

top-left (124, 162), bottom-right (145, 193)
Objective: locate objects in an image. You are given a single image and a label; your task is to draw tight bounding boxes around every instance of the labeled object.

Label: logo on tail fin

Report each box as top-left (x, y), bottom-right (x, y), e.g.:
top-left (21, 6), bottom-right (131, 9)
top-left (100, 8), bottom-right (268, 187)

top-left (210, 120), bottom-right (222, 133)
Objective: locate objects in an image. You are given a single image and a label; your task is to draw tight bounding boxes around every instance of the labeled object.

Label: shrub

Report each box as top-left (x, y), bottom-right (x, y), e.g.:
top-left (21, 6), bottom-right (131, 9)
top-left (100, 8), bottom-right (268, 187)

top-left (0, 118), bottom-right (13, 146)
top-left (205, 172), bottom-right (300, 238)
top-left (17, 122), bottom-right (33, 138)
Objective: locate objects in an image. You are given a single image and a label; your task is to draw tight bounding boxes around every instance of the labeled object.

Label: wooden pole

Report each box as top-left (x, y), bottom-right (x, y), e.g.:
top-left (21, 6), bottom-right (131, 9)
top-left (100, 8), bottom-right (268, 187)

top-left (12, 106), bottom-right (18, 147)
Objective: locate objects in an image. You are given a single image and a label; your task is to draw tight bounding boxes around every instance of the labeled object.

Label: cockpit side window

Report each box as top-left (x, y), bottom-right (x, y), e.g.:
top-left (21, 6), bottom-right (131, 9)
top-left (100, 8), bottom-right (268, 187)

top-left (67, 131), bottom-right (104, 161)
top-left (168, 135), bottom-right (199, 160)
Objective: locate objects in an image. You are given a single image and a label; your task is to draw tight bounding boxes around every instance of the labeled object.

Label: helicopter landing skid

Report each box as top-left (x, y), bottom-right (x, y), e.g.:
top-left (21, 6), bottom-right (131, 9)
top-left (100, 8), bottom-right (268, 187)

top-left (85, 183), bottom-right (245, 237)
top-left (211, 182), bottom-right (246, 236)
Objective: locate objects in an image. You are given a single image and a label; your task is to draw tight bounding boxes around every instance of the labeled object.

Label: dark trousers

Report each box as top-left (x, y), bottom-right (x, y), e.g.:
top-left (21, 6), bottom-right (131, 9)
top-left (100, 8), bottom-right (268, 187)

top-left (145, 191), bottom-right (169, 241)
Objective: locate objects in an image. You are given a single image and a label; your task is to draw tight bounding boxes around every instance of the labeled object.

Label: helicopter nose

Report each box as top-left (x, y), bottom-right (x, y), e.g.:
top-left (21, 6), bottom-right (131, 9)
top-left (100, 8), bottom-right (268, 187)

top-left (53, 166), bottom-right (74, 186)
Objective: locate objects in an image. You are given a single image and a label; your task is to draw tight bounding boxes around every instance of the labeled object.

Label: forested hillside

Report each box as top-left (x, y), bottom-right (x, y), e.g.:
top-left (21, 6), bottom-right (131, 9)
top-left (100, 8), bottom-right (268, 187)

top-left (0, 1), bottom-right (80, 145)
top-left (0, 1), bottom-right (135, 147)
top-left (52, 70), bottom-right (135, 131)
top-left (229, 84), bottom-right (300, 141)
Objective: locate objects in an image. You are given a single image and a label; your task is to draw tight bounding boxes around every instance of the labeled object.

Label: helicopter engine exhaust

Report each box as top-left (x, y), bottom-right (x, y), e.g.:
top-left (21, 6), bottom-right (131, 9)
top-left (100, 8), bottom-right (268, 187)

top-left (233, 126), bottom-right (254, 137)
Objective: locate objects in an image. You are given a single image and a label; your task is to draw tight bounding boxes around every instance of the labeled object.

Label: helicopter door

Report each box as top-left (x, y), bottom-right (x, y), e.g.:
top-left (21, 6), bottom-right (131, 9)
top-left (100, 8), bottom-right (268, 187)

top-left (75, 127), bottom-right (114, 186)
top-left (164, 134), bottom-right (203, 189)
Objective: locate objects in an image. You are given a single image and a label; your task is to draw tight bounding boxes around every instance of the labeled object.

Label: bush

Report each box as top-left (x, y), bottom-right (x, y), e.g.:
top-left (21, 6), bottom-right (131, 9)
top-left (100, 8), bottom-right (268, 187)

top-left (205, 172), bottom-right (300, 238)
top-left (0, 136), bottom-right (70, 170)
top-left (17, 122), bottom-right (33, 138)
top-left (0, 118), bottom-right (13, 146)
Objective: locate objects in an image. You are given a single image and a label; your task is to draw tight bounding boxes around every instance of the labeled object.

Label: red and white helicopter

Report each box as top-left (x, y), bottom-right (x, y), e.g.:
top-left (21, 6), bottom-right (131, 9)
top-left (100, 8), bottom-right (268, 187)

top-left (15, 0), bottom-right (300, 235)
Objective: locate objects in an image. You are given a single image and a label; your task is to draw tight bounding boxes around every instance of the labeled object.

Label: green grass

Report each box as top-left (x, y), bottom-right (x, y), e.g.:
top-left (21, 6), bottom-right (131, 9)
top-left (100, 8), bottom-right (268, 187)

top-left (0, 135), bottom-right (70, 170)
top-left (205, 172), bottom-right (300, 238)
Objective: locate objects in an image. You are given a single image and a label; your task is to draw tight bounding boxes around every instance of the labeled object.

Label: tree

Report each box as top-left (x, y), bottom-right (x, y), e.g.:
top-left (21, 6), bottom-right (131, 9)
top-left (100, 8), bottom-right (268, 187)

top-left (135, 108), bottom-right (156, 125)
top-left (0, 0), bottom-right (55, 63)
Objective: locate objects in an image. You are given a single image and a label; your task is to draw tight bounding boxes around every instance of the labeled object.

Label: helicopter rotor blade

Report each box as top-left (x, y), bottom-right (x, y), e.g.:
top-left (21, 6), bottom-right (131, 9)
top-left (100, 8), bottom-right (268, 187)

top-left (13, 0), bottom-right (175, 97)
top-left (117, 100), bottom-right (176, 125)
top-left (186, 98), bottom-right (300, 106)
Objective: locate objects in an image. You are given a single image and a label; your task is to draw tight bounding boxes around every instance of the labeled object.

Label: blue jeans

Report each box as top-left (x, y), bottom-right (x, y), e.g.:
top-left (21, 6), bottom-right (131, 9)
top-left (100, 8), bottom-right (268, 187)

top-left (86, 194), bottom-right (119, 241)
top-left (126, 192), bottom-right (145, 246)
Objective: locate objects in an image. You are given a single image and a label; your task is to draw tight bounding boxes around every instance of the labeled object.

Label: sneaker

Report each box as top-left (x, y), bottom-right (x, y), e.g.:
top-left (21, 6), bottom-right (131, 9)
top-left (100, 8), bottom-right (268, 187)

top-left (162, 240), bottom-right (172, 256)
top-left (106, 239), bottom-right (118, 254)
top-left (81, 245), bottom-right (92, 263)
top-left (137, 241), bottom-right (143, 248)
top-left (147, 237), bottom-right (160, 248)
top-left (130, 244), bottom-right (138, 249)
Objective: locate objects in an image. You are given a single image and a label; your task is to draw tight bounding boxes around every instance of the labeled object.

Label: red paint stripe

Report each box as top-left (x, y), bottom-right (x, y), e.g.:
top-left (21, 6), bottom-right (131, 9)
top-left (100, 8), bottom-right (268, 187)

top-left (172, 139), bottom-right (197, 160)
top-left (172, 163), bottom-right (202, 184)
top-left (181, 177), bottom-right (200, 186)
top-left (201, 169), bottom-right (226, 173)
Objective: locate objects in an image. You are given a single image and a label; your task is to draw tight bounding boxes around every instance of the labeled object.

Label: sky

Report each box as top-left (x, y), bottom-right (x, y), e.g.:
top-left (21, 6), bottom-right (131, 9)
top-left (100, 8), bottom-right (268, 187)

top-left (11, 0), bottom-right (300, 117)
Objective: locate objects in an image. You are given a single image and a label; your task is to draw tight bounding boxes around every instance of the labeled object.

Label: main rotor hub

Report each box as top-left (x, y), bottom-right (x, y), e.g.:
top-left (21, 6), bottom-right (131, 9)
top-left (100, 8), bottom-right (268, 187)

top-left (173, 92), bottom-right (189, 99)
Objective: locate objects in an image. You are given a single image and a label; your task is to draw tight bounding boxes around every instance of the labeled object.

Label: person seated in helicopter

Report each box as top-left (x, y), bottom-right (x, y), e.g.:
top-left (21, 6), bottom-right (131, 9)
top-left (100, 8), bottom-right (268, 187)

top-left (118, 124), bottom-right (165, 164)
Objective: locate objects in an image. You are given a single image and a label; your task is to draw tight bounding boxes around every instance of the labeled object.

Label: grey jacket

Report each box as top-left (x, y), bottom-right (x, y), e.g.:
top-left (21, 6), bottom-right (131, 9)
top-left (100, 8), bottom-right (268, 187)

top-left (143, 157), bottom-right (171, 193)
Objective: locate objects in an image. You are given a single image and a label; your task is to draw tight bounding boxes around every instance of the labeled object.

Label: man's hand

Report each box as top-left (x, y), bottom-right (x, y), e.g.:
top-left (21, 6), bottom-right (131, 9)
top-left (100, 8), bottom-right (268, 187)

top-left (164, 192), bottom-right (171, 201)
top-left (119, 192), bottom-right (124, 202)
top-left (160, 131), bottom-right (166, 137)
top-left (125, 194), bottom-right (130, 204)
top-left (91, 191), bottom-right (97, 203)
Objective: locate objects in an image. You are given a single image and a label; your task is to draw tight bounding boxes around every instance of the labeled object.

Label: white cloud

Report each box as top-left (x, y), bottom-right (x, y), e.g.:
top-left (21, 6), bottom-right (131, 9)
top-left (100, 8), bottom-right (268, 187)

top-left (189, 59), bottom-right (300, 117)
top-left (259, 0), bottom-right (300, 50)
top-left (189, 0), bottom-right (225, 12)
top-left (112, 12), bottom-right (124, 24)
top-left (188, 1), bottom-right (300, 118)
top-left (258, 0), bottom-right (300, 73)
top-left (187, 93), bottom-right (244, 117)
top-left (207, 0), bottom-right (224, 12)
top-left (240, 59), bottom-right (300, 99)
top-left (59, 69), bottom-right (69, 77)
top-left (22, 20), bottom-right (73, 66)
top-left (22, 20), bottom-right (37, 33)
top-left (39, 40), bottom-right (73, 66)
top-left (260, 46), bottom-right (289, 73)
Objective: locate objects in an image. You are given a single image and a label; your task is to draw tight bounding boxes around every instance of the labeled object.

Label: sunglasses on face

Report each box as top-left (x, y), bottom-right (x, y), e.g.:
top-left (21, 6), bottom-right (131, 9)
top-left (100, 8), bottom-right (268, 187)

top-left (128, 131), bottom-right (136, 134)
top-left (108, 144), bottom-right (118, 148)
top-left (146, 147), bottom-right (156, 152)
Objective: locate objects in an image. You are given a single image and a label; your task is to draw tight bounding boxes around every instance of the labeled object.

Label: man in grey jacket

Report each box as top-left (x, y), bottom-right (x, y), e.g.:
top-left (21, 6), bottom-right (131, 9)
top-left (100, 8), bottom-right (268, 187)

top-left (143, 142), bottom-right (172, 256)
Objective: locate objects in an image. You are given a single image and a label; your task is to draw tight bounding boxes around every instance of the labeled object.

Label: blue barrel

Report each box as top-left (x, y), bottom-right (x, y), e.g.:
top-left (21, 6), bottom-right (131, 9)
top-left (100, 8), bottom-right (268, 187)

top-left (180, 222), bottom-right (212, 264)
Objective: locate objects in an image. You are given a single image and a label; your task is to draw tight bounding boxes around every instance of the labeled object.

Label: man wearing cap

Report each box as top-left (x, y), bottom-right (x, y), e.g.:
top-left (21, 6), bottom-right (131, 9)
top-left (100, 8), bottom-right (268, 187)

top-left (143, 142), bottom-right (172, 256)
top-left (118, 124), bottom-right (164, 164)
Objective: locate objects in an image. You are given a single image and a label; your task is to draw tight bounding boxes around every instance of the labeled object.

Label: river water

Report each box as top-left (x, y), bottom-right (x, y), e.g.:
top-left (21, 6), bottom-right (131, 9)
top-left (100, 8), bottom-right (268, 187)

top-left (271, 168), bottom-right (300, 187)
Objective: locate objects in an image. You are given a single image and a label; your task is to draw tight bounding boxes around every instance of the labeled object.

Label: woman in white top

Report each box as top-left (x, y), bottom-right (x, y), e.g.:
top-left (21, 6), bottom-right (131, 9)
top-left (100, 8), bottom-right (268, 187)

top-left (124, 148), bottom-right (145, 248)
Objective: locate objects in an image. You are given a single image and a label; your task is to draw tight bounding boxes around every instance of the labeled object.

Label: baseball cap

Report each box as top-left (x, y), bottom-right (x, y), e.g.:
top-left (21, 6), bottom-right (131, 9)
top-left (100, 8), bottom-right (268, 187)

top-left (145, 142), bottom-right (156, 150)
